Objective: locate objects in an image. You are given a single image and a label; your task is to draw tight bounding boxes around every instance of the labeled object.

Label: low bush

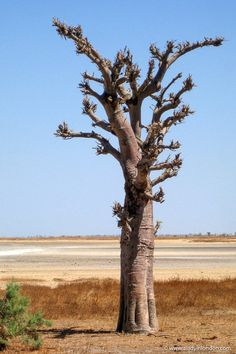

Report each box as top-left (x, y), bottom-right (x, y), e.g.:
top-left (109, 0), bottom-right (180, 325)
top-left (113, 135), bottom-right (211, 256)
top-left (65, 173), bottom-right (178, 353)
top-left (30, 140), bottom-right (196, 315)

top-left (0, 283), bottom-right (51, 351)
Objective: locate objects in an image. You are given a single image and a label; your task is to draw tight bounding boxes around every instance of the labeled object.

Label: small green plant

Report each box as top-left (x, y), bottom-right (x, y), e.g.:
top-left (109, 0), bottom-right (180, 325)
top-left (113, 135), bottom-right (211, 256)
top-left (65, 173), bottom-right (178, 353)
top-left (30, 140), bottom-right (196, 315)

top-left (0, 283), bottom-right (51, 350)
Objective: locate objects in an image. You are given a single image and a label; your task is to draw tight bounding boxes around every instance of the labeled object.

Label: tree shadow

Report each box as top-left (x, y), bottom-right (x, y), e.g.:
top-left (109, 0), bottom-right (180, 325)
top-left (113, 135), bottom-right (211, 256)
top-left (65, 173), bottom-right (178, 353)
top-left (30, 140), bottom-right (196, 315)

top-left (40, 327), bottom-right (114, 339)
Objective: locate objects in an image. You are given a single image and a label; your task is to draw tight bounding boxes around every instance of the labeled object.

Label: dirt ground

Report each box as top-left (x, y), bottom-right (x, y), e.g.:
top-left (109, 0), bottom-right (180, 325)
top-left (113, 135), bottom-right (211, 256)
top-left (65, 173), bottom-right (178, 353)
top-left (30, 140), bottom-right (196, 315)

top-left (4, 314), bottom-right (235, 353)
top-left (1, 238), bottom-right (235, 353)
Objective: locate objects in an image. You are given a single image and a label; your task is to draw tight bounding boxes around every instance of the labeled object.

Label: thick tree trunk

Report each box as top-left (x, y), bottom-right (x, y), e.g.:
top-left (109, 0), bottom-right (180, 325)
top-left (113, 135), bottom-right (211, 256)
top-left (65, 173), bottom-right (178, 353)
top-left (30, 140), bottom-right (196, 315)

top-left (116, 191), bottom-right (158, 333)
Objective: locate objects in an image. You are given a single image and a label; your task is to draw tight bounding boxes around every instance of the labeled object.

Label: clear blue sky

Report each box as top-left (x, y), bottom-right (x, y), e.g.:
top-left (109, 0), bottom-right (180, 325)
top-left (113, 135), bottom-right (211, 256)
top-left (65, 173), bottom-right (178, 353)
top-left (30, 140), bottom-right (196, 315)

top-left (0, 0), bottom-right (235, 237)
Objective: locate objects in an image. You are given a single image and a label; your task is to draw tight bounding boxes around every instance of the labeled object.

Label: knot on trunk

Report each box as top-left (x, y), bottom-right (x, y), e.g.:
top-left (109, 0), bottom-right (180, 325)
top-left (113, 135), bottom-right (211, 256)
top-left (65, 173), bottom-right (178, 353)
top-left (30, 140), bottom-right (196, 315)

top-left (112, 202), bottom-right (132, 238)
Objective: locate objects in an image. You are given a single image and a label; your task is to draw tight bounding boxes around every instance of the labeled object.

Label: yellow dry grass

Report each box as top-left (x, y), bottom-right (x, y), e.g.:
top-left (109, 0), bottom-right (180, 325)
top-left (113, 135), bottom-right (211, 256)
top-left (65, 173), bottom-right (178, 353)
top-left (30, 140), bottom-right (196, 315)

top-left (1, 278), bottom-right (233, 320)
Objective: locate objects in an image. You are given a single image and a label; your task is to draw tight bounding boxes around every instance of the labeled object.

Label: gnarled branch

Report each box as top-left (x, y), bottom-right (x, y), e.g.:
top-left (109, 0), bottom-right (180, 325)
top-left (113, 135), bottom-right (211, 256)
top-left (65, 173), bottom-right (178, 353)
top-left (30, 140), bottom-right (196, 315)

top-left (163, 105), bottom-right (194, 130)
top-left (152, 75), bottom-right (195, 123)
top-left (140, 37), bottom-right (223, 99)
top-left (158, 140), bottom-right (181, 151)
top-left (151, 154), bottom-right (182, 186)
top-left (151, 73), bottom-right (182, 108)
top-left (150, 153), bottom-right (182, 171)
top-left (82, 71), bottom-right (104, 84)
top-left (55, 122), bottom-right (121, 162)
top-left (111, 47), bottom-right (140, 97)
top-left (168, 37), bottom-right (224, 66)
top-left (138, 59), bottom-right (155, 94)
top-left (53, 18), bottom-right (112, 92)
top-left (144, 187), bottom-right (165, 203)
top-left (82, 97), bottom-right (113, 134)
top-left (79, 80), bottom-right (104, 104)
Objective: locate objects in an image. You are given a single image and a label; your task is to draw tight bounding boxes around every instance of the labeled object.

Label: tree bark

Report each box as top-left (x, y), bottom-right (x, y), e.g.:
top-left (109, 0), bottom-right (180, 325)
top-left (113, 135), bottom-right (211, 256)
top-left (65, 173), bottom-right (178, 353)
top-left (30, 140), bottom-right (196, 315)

top-left (116, 187), bottom-right (158, 333)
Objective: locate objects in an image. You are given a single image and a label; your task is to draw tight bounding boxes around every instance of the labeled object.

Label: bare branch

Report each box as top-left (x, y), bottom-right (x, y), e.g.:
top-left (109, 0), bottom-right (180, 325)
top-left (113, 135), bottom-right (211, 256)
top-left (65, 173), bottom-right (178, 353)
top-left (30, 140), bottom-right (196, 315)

top-left (152, 99), bottom-right (180, 123)
top-left (163, 40), bottom-right (176, 58)
top-left (138, 59), bottom-right (155, 93)
top-left (158, 140), bottom-right (181, 151)
top-left (152, 73), bottom-right (182, 108)
top-left (124, 50), bottom-right (141, 95)
top-left (150, 154), bottom-right (182, 171)
top-left (82, 97), bottom-right (113, 134)
top-left (111, 49), bottom-right (127, 82)
top-left (149, 44), bottom-right (162, 61)
top-left (169, 37), bottom-right (224, 66)
top-left (147, 59), bottom-right (155, 80)
top-left (151, 154), bottom-right (182, 186)
top-left (144, 187), bottom-right (165, 203)
top-left (140, 41), bottom-right (175, 98)
top-left (112, 201), bottom-right (123, 217)
top-left (53, 18), bottom-right (112, 91)
top-left (152, 75), bottom-right (195, 123)
top-left (143, 122), bottom-right (162, 147)
top-left (82, 96), bottom-right (97, 114)
top-left (140, 37), bottom-right (223, 99)
top-left (175, 75), bottom-right (195, 100)
top-left (154, 220), bottom-right (162, 235)
top-left (149, 40), bottom-right (175, 62)
top-left (111, 47), bottom-right (141, 97)
top-left (82, 71), bottom-right (104, 84)
top-left (55, 122), bottom-right (121, 162)
top-left (79, 80), bottom-right (104, 104)
top-left (163, 105), bottom-right (194, 129)
top-left (137, 124), bottom-right (163, 167)
top-left (140, 126), bottom-right (182, 168)
top-left (53, 20), bottom-right (141, 158)
top-left (151, 169), bottom-right (178, 186)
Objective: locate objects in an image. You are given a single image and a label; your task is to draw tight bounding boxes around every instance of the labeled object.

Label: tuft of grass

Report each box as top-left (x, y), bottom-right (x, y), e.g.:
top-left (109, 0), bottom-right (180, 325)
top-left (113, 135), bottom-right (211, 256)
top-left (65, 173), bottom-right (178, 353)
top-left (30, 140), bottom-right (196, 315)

top-left (1, 278), bottom-right (234, 320)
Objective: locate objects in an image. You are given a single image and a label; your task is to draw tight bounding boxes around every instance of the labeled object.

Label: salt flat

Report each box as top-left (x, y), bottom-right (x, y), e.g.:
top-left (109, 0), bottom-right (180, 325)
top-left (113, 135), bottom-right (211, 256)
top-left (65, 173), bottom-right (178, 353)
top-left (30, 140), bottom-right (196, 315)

top-left (0, 238), bottom-right (235, 287)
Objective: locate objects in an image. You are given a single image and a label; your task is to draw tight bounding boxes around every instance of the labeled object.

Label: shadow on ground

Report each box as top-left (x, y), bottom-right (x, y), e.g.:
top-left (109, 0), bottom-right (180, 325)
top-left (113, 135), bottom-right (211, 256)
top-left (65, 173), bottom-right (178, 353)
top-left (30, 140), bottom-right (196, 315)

top-left (41, 327), bottom-right (114, 339)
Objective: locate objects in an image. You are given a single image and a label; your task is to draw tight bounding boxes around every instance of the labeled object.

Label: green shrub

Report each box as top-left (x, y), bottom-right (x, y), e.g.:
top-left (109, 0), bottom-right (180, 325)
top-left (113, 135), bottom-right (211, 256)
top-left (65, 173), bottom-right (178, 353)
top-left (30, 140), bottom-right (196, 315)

top-left (0, 283), bottom-right (51, 350)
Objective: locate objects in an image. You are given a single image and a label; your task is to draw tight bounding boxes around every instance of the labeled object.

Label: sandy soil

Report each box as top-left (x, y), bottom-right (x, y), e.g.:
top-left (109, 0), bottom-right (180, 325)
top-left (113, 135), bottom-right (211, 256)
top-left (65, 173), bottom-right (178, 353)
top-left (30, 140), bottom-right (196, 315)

top-left (0, 238), bottom-right (236, 287)
top-left (4, 314), bottom-right (236, 353)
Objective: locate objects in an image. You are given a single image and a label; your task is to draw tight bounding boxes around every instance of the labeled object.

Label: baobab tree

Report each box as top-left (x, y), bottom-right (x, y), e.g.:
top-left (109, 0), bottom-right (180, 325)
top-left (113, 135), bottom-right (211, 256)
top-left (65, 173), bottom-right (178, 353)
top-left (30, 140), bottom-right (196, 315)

top-left (53, 18), bottom-right (223, 334)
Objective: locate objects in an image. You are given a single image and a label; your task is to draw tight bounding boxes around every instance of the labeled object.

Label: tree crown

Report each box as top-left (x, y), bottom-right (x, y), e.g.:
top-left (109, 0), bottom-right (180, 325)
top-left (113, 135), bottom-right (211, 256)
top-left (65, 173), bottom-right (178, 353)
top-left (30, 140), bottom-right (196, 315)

top-left (53, 18), bottom-right (223, 204)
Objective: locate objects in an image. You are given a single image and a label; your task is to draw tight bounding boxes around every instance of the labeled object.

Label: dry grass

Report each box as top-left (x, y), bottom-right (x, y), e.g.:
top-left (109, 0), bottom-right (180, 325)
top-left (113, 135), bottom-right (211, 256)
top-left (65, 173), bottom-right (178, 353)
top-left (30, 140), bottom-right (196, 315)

top-left (23, 279), bottom-right (119, 320)
top-left (1, 278), bottom-right (236, 353)
top-left (155, 277), bottom-right (236, 313)
top-left (0, 278), bottom-right (234, 320)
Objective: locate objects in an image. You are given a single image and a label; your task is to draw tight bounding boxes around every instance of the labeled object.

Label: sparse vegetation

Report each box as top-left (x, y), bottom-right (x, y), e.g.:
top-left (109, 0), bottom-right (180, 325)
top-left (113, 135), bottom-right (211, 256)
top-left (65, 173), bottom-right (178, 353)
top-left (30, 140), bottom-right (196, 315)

top-left (6, 278), bottom-right (235, 320)
top-left (0, 278), bottom-right (235, 353)
top-left (0, 283), bottom-right (51, 351)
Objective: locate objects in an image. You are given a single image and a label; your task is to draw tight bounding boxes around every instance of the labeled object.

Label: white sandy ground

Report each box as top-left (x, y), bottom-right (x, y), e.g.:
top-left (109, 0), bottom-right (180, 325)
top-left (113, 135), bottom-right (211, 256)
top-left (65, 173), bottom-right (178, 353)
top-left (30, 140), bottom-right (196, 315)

top-left (0, 238), bottom-right (236, 287)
